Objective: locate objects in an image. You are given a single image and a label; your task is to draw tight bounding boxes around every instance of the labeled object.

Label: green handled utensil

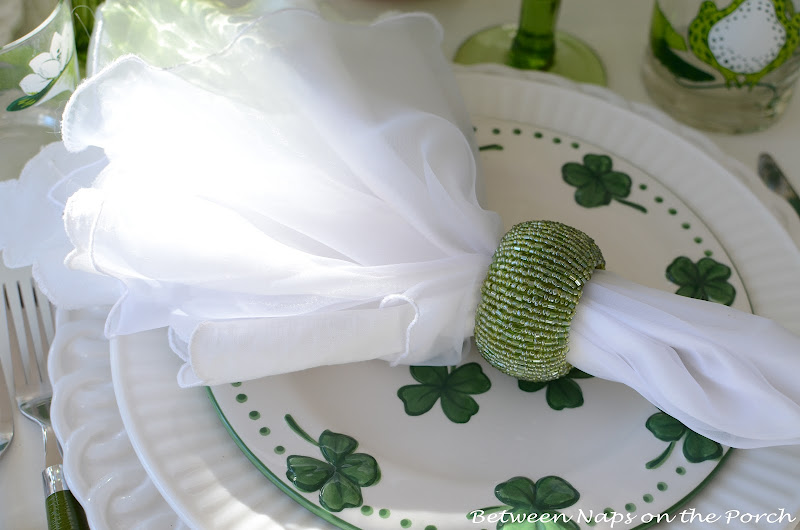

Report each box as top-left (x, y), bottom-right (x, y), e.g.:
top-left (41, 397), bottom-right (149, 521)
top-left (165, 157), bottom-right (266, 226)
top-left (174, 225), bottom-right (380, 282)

top-left (44, 470), bottom-right (89, 530)
top-left (4, 281), bottom-right (89, 530)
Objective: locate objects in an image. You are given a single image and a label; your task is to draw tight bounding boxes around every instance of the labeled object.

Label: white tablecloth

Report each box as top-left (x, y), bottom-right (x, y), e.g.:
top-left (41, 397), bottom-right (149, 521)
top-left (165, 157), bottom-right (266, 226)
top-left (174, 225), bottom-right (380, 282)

top-left (1, 0), bottom-right (799, 528)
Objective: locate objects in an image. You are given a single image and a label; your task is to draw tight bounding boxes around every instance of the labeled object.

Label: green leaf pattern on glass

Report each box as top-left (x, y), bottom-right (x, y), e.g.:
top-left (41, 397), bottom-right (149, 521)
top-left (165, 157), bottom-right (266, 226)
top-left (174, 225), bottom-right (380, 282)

top-left (7, 77), bottom-right (59, 111)
top-left (649, 1), bottom-right (715, 82)
top-left (5, 26), bottom-right (75, 111)
top-left (284, 415), bottom-right (380, 512)
top-left (562, 154), bottom-right (647, 213)
top-left (470, 476), bottom-right (581, 530)
top-left (518, 368), bottom-right (593, 410)
top-left (666, 256), bottom-right (736, 306)
top-left (645, 411), bottom-right (723, 469)
top-left (397, 363), bottom-right (491, 423)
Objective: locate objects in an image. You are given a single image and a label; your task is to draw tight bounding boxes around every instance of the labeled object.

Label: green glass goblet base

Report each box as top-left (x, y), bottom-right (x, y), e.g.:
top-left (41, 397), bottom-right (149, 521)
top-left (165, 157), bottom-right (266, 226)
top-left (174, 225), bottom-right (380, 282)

top-left (454, 24), bottom-right (607, 86)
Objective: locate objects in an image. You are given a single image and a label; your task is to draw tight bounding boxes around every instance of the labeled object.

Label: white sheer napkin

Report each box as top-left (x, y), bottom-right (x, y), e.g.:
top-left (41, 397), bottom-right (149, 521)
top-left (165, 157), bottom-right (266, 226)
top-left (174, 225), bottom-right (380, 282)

top-left (2, 0), bottom-right (800, 450)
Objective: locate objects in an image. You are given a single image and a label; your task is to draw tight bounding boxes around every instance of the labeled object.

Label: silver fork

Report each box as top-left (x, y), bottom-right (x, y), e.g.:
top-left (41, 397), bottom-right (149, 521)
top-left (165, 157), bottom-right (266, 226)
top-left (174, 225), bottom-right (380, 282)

top-left (4, 280), bottom-right (89, 530)
top-left (0, 331), bottom-right (11, 459)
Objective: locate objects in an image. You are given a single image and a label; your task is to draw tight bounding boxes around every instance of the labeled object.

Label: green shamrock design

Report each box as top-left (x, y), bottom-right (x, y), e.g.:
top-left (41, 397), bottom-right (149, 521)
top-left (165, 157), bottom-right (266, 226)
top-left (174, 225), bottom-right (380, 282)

top-left (561, 154), bottom-right (647, 213)
top-left (397, 363), bottom-right (491, 423)
top-left (645, 411), bottom-right (723, 469)
top-left (469, 476), bottom-right (581, 530)
top-left (284, 414), bottom-right (380, 512)
top-left (666, 256), bottom-right (736, 306)
top-left (518, 368), bottom-right (593, 410)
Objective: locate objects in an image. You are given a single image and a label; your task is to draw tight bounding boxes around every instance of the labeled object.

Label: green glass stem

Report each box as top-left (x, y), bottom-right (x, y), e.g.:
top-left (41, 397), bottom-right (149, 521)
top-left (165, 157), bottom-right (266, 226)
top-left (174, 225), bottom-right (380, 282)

top-left (509, 0), bottom-right (561, 70)
top-left (453, 0), bottom-right (606, 85)
top-left (72, 0), bottom-right (104, 73)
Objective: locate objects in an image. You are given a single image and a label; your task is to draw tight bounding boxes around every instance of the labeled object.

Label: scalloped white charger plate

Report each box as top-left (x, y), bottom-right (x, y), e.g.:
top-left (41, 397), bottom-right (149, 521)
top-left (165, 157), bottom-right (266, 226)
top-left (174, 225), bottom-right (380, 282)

top-left (52, 69), bottom-right (800, 529)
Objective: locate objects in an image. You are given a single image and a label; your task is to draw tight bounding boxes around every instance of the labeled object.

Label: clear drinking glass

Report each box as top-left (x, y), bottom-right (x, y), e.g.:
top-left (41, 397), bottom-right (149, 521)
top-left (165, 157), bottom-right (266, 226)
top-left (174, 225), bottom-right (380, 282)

top-left (0, 0), bottom-right (80, 181)
top-left (642, 0), bottom-right (800, 133)
top-left (453, 0), bottom-right (606, 85)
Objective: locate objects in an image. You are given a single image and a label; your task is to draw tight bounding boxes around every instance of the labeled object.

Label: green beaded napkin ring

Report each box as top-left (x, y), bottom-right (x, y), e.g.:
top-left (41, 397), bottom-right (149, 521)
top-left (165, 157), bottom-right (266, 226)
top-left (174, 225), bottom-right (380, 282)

top-left (475, 220), bottom-right (605, 382)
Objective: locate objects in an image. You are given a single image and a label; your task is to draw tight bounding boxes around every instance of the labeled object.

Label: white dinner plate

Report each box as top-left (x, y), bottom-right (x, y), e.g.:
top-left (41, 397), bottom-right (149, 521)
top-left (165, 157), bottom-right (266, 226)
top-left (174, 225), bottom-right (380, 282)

top-left (207, 111), bottom-right (751, 530)
top-left (52, 68), bottom-right (800, 529)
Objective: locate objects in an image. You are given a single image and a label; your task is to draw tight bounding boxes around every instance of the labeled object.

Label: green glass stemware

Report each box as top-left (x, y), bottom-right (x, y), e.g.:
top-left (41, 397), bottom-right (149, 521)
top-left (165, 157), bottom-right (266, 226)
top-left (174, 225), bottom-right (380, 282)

top-left (72, 0), bottom-right (104, 72)
top-left (454, 0), bottom-right (606, 85)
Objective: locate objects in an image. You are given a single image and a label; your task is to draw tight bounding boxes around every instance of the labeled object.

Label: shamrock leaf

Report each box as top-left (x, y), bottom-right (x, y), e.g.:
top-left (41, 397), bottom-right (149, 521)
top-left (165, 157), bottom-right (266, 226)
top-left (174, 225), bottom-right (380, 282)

top-left (319, 473), bottom-right (363, 513)
top-left (398, 363), bottom-right (491, 423)
top-left (683, 431), bottom-right (725, 463)
top-left (645, 412), bottom-right (723, 469)
top-left (285, 416), bottom-right (380, 512)
top-left (470, 476), bottom-right (580, 530)
top-left (562, 154), bottom-right (647, 213)
top-left (645, 411), bottom-right (685, 442)
top-left (494, 476), bottom-right (539, 514)
top-left (518, 368), bottom-right (592, 410)
top-left (285, 455), bottom-right (334, 491)
top-left (666, 256), bottom-right (736, 306)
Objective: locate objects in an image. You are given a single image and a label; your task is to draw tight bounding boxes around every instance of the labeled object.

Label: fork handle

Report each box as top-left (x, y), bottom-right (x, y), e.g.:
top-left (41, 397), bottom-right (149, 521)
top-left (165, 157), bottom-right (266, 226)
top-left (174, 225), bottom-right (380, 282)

top-left (43, 465), bottom-right (90, 530)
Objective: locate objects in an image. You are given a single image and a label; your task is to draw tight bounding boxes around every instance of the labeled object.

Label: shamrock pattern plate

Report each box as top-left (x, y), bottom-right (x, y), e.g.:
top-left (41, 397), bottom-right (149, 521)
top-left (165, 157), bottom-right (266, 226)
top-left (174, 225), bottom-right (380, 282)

top-left (206, 112), bottom-right (756, 530)
top-left (107, 69), bottom-right (800, 530)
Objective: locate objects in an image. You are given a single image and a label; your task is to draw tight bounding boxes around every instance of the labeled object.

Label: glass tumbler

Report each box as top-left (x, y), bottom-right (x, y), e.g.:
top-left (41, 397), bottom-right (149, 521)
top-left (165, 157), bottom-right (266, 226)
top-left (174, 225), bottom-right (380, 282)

top-left (641, 0), bottom-right (800, 133)
top-left (0, 0), bottom-right (79, 181)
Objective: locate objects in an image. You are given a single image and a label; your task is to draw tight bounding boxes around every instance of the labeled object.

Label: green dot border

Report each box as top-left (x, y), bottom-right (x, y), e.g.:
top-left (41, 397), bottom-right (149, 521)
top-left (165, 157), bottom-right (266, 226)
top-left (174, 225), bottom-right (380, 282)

top-left (211, 123), bottom-right (744, 530)
top-left (475, 124), bottom-right (724, 264)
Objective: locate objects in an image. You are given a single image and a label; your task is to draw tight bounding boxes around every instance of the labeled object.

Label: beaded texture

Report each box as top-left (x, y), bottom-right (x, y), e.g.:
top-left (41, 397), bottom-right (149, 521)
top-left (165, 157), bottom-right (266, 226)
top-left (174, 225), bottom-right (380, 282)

top-left (475, 221), bottom-right (605, 382)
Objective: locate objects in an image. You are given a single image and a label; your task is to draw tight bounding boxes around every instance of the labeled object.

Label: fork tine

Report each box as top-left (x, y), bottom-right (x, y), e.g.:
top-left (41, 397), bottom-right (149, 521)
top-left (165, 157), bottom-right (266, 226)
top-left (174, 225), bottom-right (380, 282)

top-left (17, 282), bottom-right (43, 385)
top-left (3, 284), bottom-right (27, 391)
top-left (31, 284), bottom-right (51, 382)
